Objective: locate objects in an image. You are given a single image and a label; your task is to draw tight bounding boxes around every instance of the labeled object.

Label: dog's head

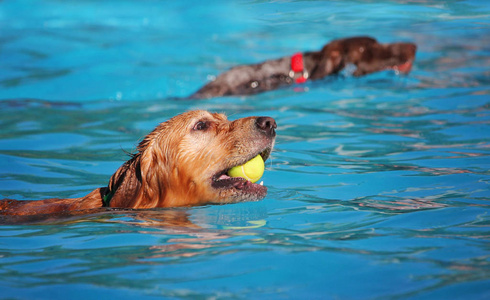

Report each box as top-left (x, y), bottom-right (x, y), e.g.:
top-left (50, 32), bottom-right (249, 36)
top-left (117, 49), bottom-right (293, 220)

top-left (381, 42), bottom-right (417, 73)
top-left (311, 37), bottom-right (417, 78)
top-left (107, 110), bottom-right (276, 208)
top-left (352, 41), bottom-right (417, 76)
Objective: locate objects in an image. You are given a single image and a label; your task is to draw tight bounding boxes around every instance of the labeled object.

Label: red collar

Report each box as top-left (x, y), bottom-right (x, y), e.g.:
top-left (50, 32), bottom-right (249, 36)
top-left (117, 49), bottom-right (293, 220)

top-left (290, 53), bottom-right (308, 84)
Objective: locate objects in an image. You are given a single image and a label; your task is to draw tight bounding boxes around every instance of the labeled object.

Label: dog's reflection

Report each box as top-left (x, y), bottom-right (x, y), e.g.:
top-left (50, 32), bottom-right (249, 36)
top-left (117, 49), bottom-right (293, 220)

top-left (1, 203), bottom-right (268, 259)
top-left (118, 204), bottom-right (268, 259)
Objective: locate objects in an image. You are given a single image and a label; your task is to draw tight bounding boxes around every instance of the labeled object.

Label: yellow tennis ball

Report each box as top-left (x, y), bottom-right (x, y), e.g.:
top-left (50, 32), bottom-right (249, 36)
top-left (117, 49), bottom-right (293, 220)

top-left (228, 154), bottom-right (265, 183)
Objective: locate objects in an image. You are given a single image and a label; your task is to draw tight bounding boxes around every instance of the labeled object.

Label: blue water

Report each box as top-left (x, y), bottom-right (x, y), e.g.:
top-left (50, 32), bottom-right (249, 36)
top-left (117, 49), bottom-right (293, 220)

top-left (1, 0), bottom-right (489, 299)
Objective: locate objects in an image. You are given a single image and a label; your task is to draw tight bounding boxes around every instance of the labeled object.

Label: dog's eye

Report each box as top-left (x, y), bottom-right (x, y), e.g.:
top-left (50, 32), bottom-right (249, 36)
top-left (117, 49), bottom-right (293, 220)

top-left (193, 121), bottom-right (208, 131)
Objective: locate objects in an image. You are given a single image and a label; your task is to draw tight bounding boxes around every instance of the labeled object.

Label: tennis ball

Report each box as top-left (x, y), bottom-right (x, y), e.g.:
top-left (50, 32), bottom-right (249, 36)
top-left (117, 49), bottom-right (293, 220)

top-left (228, 154), bottom-right (264, 183)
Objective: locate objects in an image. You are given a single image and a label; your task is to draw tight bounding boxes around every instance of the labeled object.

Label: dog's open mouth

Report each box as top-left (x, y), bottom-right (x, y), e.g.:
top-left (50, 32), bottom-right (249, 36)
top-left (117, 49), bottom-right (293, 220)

top-left (211, 147), bottom-right (272, 196)
top-left (392, 59), bottom-right (413, 74)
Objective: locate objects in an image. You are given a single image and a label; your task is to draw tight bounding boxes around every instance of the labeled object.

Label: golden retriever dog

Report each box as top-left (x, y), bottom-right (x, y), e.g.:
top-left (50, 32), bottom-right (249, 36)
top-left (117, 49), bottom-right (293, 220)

top-left (0, 110), bottom-right (277, 218)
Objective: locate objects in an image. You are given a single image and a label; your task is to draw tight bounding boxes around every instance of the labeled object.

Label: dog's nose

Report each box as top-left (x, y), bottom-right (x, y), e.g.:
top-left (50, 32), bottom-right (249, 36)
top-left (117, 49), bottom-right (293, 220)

top-left (255, 117), bottom-right (277, 137)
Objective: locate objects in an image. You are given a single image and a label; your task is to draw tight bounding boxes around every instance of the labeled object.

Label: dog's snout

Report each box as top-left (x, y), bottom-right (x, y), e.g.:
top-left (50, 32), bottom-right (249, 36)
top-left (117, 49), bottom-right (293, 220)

top-left (255, 117), bottom-right (277, 136)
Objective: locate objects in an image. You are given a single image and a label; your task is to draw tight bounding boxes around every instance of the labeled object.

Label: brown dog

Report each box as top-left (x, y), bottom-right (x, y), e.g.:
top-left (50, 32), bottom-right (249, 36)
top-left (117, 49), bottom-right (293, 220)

top-left (190, 36), bottom-right (417, 99)
top-left (0, 110), bottom-right (277, 217)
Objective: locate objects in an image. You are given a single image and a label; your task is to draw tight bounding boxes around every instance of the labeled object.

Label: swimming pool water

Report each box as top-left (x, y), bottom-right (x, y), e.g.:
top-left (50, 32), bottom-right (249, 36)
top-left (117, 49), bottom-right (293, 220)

top-left (1, 1), bottom-right (489, 299)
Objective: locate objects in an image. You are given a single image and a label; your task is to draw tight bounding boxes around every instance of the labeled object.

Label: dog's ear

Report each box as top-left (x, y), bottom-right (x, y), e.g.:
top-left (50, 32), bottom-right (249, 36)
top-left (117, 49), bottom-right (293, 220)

top-left (106, 155), bottom-right (144, 208)
top-left (108, 125), bottom-right (171, 209)
top-left (310, 48), bottom-right (344, 79)
top-left (138, 144), bottom-right (169, 204)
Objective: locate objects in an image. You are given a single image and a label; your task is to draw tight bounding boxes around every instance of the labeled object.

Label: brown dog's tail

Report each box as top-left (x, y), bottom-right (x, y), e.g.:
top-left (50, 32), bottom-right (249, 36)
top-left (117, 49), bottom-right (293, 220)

top-left (0, 188), bottom-right (107, 217)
